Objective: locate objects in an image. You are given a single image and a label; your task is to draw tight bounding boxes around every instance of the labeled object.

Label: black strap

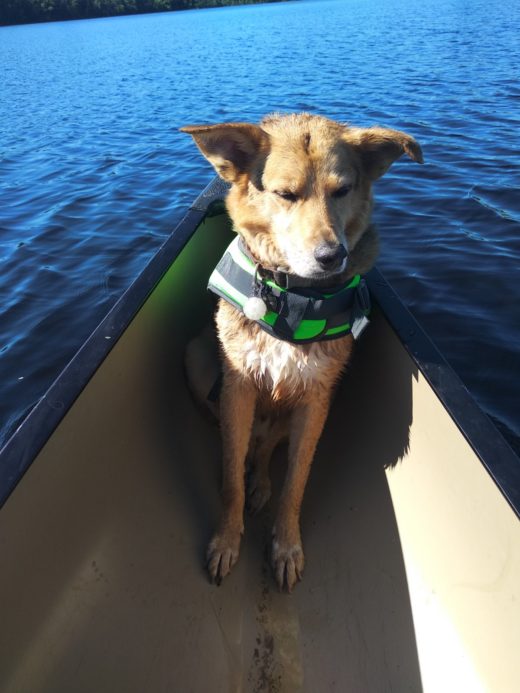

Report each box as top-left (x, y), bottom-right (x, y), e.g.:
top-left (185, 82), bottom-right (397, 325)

top-left (280, 292), bottom-right (310, 332)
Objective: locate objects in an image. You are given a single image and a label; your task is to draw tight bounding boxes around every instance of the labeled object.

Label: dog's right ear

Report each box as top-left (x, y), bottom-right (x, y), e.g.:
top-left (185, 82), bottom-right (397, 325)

top-left (180, 123), bottom-right (269, 183)
top-left (346, 127), bottom-right (423, 181)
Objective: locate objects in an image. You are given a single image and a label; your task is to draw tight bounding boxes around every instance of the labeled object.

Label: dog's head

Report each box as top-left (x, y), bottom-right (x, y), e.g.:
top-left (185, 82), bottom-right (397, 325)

top-left (181, 113), bottom-right (422, 280)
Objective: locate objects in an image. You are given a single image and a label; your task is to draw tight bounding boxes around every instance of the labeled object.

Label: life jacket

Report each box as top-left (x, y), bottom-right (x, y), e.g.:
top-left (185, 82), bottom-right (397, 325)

top-left (208, 236), bottom-right (370, 344)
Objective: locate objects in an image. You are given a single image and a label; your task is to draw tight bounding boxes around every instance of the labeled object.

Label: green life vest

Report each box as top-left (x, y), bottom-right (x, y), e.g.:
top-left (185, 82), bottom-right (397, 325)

top-left (208, 236), bottom-right (370, 344)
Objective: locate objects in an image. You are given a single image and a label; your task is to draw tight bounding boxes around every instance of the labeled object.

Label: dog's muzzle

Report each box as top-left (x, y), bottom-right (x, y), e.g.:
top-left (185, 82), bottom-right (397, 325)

top-left (314, 243), bottom-right (348, 272)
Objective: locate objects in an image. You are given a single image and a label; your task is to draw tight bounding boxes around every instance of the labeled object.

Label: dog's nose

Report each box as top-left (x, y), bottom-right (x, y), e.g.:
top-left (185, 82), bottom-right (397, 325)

top-left (314, 243), bottom-right (347, 271)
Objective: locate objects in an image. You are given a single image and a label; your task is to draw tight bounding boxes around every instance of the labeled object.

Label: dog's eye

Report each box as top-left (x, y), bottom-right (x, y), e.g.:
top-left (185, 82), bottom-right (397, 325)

top-left (274, 190), bottom-right (299, 203)
top-left (331, 185), bottom-right (352, 199)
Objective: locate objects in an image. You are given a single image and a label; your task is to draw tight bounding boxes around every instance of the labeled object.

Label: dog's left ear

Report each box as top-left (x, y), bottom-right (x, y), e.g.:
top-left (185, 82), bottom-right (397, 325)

top-left (347, 127), bottom-right (423, 181)
top-left (180, 123), bottom-right (269, 183)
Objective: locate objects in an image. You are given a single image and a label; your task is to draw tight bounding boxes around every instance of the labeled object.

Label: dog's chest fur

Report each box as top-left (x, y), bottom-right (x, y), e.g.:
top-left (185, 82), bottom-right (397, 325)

top-left (217, 301), bottom-right (352, 403)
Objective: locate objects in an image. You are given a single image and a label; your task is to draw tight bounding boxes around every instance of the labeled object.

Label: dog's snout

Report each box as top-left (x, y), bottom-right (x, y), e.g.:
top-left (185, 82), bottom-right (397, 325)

top-left (314, 243), bottom-right (347, 271)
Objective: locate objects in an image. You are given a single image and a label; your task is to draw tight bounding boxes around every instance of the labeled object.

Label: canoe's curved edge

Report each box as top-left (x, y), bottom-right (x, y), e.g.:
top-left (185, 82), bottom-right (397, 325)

top-left (189, 176), bottom-right (230, 212)
top-left (1, 177), bottom-right (518, 521)
top-left (367, 267), bottom-right (520, 519)
top-left (0, 178), bottom-right (226, 508)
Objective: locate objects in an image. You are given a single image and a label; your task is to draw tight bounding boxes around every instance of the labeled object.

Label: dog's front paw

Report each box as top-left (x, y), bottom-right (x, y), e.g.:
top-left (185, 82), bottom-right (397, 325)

top-left (272, 537), bottom-right (305, 593)
top-left (206, 530), bottom-right (241, 585)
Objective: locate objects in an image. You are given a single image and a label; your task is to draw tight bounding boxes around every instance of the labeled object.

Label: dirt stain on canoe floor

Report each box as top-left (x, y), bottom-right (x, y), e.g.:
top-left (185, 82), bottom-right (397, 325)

top-left (248, 524), bottom-right (304, 693)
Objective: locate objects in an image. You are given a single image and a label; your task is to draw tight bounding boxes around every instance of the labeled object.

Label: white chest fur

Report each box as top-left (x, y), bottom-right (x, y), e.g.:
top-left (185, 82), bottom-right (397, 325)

top-left (241, 335), bottom-right (339, 395)
top-left (216, 302), bottom-right (350, 400)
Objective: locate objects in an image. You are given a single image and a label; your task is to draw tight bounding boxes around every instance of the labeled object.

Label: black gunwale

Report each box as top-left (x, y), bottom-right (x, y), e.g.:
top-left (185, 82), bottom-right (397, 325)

top-left (1, 178), bottom-right (518, 517)
top-left (367, 267), bottom-right (520, 518)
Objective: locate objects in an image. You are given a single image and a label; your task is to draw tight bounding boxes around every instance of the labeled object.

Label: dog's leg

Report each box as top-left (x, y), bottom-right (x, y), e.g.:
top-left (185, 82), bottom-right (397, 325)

top-left (206, 368), bottom-right (257, 584)
top-left (272, 393), bottom-right (331, 592)
top-left (247, 415), bottom-right (289, 515)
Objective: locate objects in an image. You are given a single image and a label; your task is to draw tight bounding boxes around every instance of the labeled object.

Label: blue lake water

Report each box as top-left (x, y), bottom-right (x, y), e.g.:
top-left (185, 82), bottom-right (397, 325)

top-left (1, 0), bottom-right (519, 453)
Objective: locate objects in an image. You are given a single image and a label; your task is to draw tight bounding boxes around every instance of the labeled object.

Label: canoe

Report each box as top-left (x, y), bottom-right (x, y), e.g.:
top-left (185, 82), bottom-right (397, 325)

top-left (0, 178), bottom-right (519, 693)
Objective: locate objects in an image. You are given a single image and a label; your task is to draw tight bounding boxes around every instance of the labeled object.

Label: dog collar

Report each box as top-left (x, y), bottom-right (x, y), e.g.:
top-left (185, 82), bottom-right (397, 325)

top-left (208, 236), bottom-right (370, 344)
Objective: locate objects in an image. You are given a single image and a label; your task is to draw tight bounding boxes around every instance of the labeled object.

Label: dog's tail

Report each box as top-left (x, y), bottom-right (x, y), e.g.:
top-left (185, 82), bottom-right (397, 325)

top-left (184, 325), bottom-right (221, 422)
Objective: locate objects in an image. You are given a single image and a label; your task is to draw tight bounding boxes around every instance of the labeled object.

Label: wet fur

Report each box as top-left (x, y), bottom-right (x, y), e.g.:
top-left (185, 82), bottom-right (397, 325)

top-left (182, 113), bottom-right (422, 590)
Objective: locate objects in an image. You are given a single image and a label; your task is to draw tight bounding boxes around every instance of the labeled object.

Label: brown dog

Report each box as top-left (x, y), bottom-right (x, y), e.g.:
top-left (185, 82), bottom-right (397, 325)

top-left (182, 113), bottom-right (422, 591)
